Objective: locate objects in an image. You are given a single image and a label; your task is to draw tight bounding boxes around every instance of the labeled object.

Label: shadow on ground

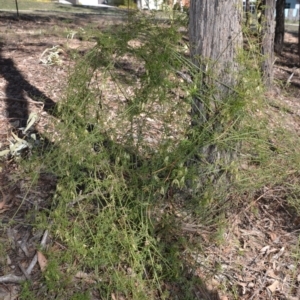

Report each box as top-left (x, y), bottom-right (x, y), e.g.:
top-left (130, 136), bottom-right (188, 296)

top-left (0, 43), bottom-right (55, 128)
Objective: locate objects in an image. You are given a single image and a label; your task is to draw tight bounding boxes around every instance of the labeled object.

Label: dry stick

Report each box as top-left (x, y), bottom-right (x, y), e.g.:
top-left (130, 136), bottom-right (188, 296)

top-left (0, 95), bottom-right (45, 106)
top-left (26, 230), bottom-right (48, 275)
top-left (20, 231), bottom-right (30, 257)
top-left (0, 274), bottom-right (24, 283)
top-left (18, 263), bottom-right (31, 280)
top-left (0, 230), bottom-right (49, 283)
top-left (68, 188), bottom-right (105, 207)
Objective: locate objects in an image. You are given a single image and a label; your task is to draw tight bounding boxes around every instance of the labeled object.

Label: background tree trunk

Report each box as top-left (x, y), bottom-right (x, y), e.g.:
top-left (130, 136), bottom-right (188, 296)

top-left (260, 0), bottom-right (276, 89)
top-left (15, 0), bottom-right (19, 19)
top-left (274, 0), bottom-right (285, 55)
top-left (298, 9), bottom-right (300, 63)
top-left (189, 0), bottom-right (242, 177)
top-left (245, 0), bottom-right (251, 27)
top-left (137, 0), bottom-right (142, 9)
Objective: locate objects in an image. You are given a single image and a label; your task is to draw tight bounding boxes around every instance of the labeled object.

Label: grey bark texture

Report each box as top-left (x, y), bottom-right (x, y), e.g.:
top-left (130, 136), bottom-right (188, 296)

top-left (188, 0), bottom-right (242, 175)
top-left (298, 12), bottom-right (300, 63)
top-left (189, 0), bottom-right (242, 96)
top-left (189, 0), bottom-right (242, 125)
top-left (274, 0), bottom-right (285, 55)
top-left (260, 0), bottom-right (276, 89)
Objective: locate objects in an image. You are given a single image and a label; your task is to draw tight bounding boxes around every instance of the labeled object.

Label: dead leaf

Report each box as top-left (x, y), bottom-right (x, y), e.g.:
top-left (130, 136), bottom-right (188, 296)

top-left (260, 245), bottom-right (270, 254)
top-left (0, 190), bottom-right (7, 210)
top-left (268, 232), bottom-right (277, 242)
top-left (243, 276), bottom-right (256, 282)
top-left (0, 201), bottom-right (5, 209)
top-left (267, 248), bottom-right (278, 255)
top-left (0, 207), bottom-right (9, 214)
top-left (111, 293), bottom-right (117, 300)
top-left (75, 271), bottom-right (89, 279)
top-left (267, 280), bottom-right (280, 293)
top-left (74, 271), bottom-right (96, 284)
top-left (0, 191), bottom-right (13, 213)
top-left (272, 247), bottom-right (285, 260)
top-left (37, 251), bottom-right (48, 272)
top-left (266, 269), bottom-right (280, 280)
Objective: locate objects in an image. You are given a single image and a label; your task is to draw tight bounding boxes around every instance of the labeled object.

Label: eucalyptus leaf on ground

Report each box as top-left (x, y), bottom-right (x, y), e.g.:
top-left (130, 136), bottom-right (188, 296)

top-left (0, 150), bottom-right (10, 157)
top-left (23, 112), bottom-right (38, 134)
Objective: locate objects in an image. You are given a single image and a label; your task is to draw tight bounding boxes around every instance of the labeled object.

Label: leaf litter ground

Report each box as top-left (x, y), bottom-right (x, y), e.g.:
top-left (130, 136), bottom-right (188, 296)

top-left (0, 10), bottom-right (300, 299)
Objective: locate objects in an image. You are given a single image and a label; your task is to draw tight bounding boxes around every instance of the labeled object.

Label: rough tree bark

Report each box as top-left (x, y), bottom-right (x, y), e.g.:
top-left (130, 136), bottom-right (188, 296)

top-left (189, 0), bottom-right (242, 105)
top-left (274, 0), bottom-right (285, 55)
top-left (298, 9), bottom-right (300, 63)
top-left (189, 0), bottom-right (242, 177)
top-left (260, 0), bottom-right (276, 89)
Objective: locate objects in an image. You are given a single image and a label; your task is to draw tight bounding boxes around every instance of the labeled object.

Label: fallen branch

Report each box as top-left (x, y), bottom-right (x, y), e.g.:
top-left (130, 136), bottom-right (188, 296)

top-left (19, 263), bottom-right (31, 280)
top-left (68, 188), bottom-right (104, 207)
top-left (27, 230), bottom-right (48, 275)
top-left (176, 70), bottom-right (193, 84)
top-left (0, 274), bottom-right (25, 283)
top-left (0, 95), bottom-right (46, 107)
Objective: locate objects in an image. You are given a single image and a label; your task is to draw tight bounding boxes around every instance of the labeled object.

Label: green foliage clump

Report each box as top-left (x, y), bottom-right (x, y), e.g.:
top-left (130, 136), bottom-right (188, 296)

top-left (19, 13), bottom-right (200, 299)
top-left (18, 9), bottom-right (300, 300)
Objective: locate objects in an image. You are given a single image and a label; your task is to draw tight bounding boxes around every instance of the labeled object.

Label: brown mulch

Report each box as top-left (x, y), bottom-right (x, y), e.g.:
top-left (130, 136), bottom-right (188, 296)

top-left (0, 11), bottom-right (300, 299)
top-left (183, 188), bottom-right (300, 300)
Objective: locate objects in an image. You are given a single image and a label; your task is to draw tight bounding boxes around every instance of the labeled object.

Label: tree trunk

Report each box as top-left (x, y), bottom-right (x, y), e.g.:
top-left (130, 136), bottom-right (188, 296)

top-left (245, 0), bottom-right (251, 27)
top-left (298, 9), bottom-right (300, 64)
top-left (15, 0), bottom-right (19, 19)
top-left (274, 0), bottom-right (285, 55)
top-left (260, 0), bottom-right (276, 89)
top-left (189, 0), bottom-right (242, 180)
top-left (189, 0), bottom-right (242, 100)
top-left (137, 0), bottom-right (142, 9)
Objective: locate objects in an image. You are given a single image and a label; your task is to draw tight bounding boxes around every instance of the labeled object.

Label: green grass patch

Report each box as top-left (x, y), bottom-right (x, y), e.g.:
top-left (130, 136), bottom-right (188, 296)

top-left (0, 0), bottom-right (121, 14)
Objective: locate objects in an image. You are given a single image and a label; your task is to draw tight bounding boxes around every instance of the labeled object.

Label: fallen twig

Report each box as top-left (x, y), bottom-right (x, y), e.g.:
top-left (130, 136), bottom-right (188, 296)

top-left (26, 253), bottom-right (38, 275)
top-left (68, 188), bottom-right (104, 207)
top-left (27, 230), bottom-right (48, 275)
top-left (0, 274), bottom-right (25, 283)
top-left (0, 95), bottom-right (46, 107)
top-left (176, 70), bottom-right (193, 84)
top-left (19, 263), bottom-right (31, 280)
